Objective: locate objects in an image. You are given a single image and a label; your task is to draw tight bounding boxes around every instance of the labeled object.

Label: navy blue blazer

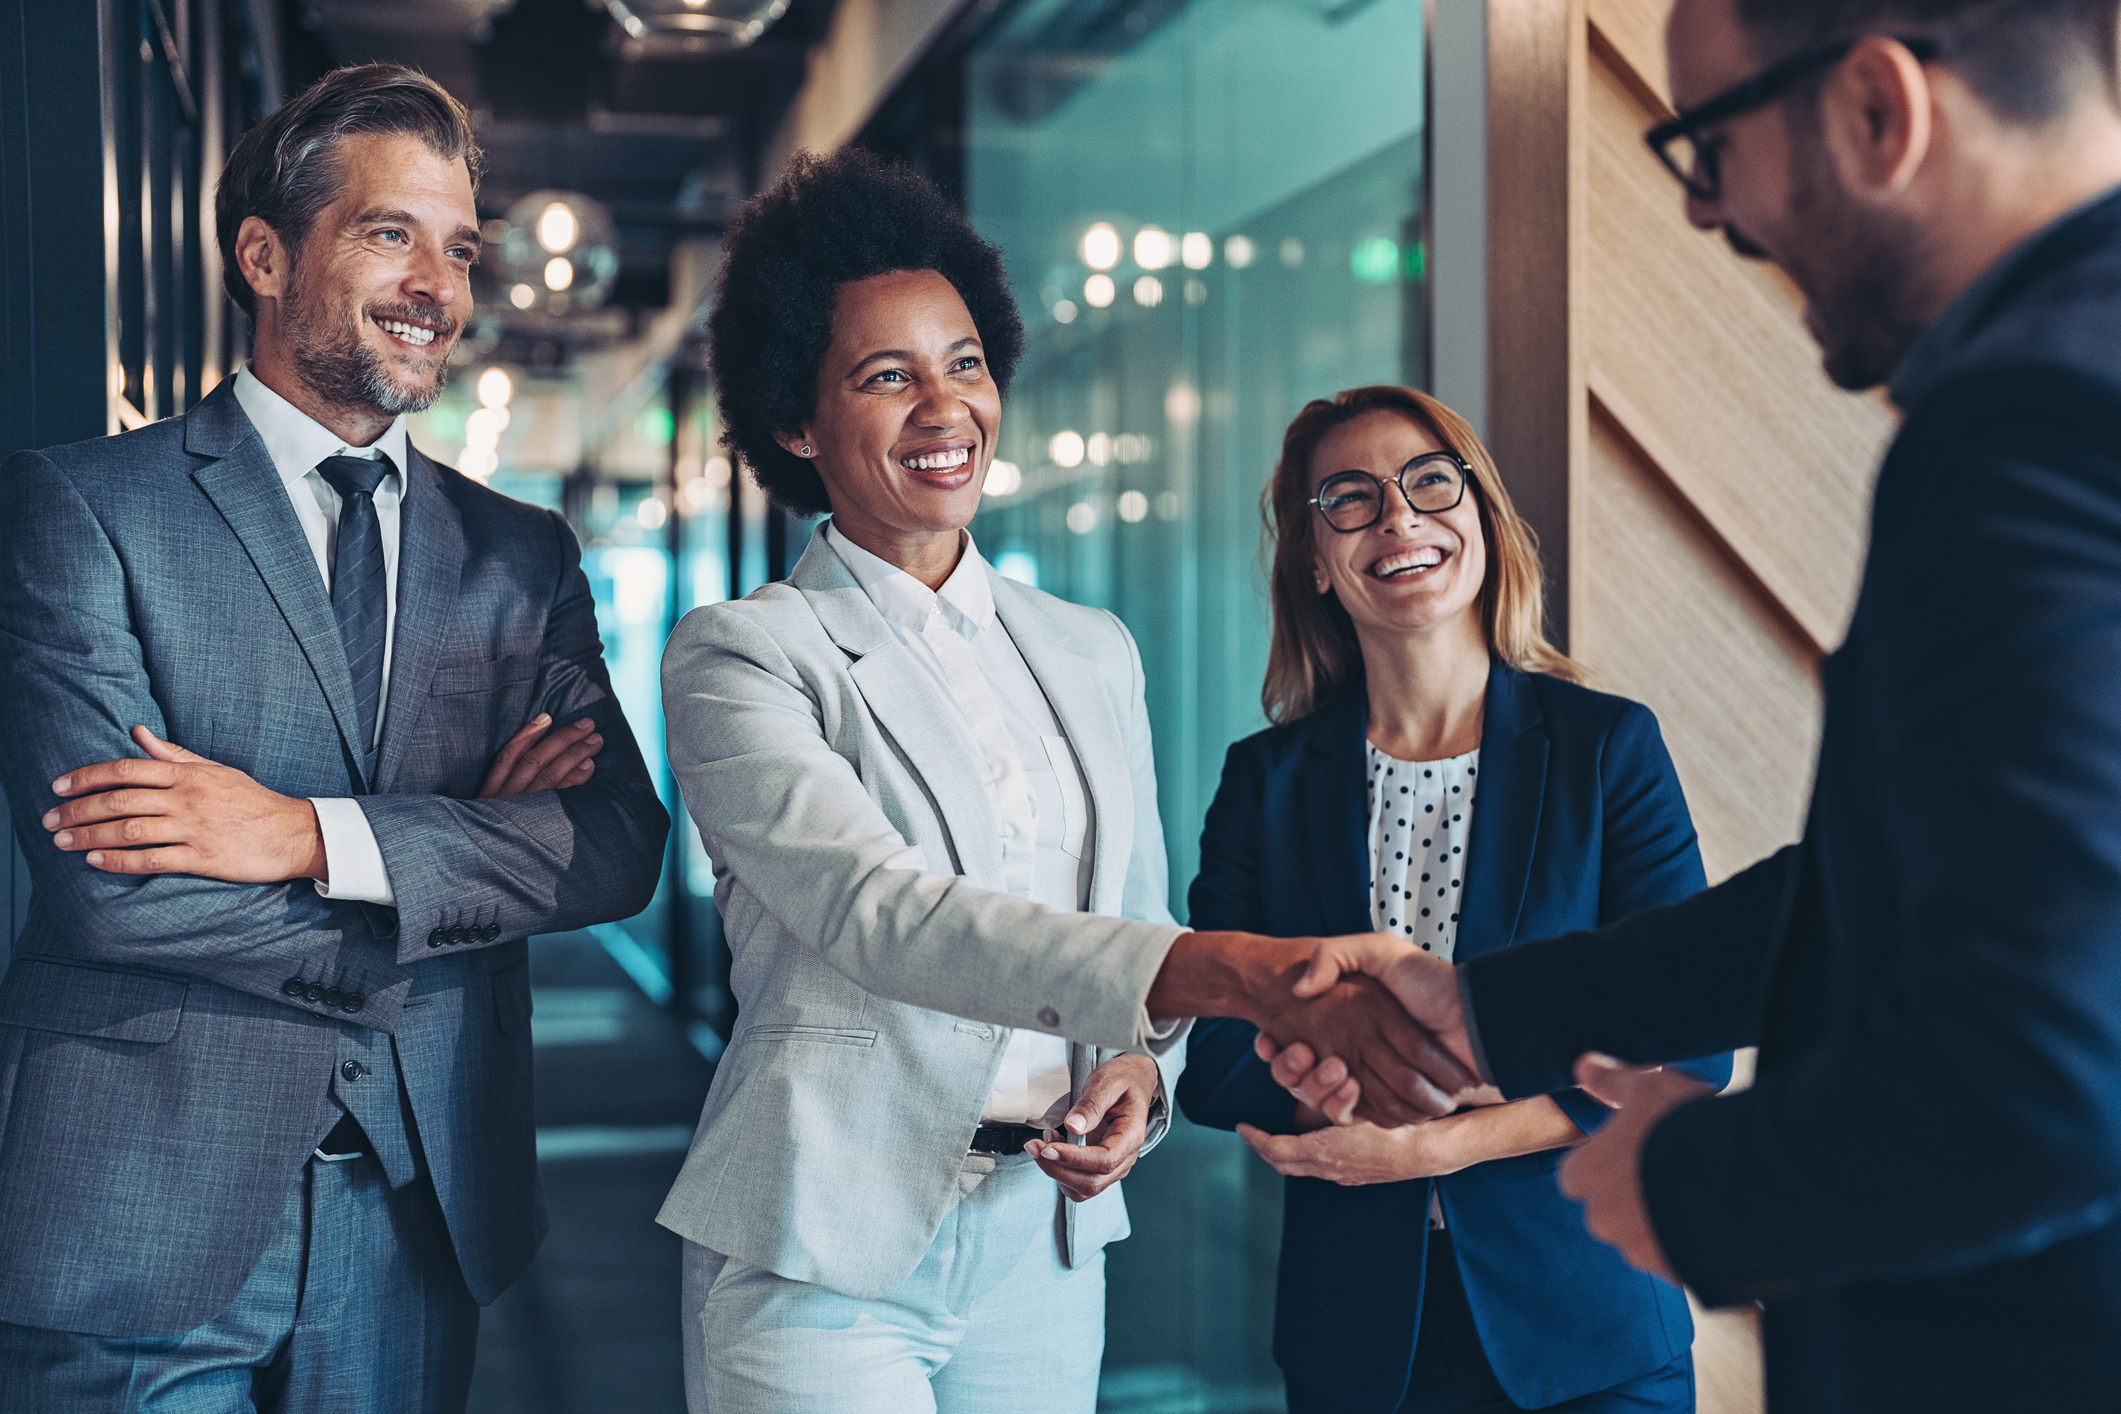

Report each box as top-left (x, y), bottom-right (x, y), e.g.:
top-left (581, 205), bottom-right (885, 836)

top-left (1178, 664), bottom-right (1730, 1413)
top-left (1464, 187), bottom-right (2121, 1412)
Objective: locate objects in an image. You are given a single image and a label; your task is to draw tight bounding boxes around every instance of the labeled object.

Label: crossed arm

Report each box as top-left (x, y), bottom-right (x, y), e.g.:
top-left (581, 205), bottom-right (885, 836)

top-left (1, 458), bottom-right (665, 1031)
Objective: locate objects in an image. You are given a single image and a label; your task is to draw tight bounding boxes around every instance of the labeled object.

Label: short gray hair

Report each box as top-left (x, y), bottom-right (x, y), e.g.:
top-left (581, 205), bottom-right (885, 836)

top-left (215, 63), bottom-right (482, 318)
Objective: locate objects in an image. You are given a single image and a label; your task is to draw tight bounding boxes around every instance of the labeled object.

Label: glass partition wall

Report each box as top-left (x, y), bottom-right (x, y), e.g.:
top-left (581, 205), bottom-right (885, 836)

top-left (951, 2), bottom-right (1433, 1407)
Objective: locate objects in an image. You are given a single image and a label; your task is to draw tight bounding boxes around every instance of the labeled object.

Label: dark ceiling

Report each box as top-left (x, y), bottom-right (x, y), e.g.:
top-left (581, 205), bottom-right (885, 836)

top-left (281, 0), bottom-right (838, 316)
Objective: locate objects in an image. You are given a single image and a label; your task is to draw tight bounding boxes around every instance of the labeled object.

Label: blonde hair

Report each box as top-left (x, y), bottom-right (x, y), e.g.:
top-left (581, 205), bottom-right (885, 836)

top-left (1261, 385), bottom-right (1585, 725)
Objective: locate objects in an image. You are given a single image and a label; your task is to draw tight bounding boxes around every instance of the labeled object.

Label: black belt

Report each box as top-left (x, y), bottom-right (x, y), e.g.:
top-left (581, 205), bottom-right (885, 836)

top-left (969, 1122), bottom-right (1047, 1156)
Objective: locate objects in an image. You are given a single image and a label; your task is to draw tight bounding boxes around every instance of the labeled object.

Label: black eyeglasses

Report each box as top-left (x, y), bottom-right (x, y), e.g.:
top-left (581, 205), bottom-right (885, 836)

top-left (1646, 35), bottom-right (1941, 202)
top-left (1309, 454), bottom-right (1471, 534)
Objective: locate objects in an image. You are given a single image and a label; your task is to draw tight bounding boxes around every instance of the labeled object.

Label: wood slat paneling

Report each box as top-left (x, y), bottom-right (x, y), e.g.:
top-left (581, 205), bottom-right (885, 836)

top-left (1581, 404), bottom-right (1821, 883)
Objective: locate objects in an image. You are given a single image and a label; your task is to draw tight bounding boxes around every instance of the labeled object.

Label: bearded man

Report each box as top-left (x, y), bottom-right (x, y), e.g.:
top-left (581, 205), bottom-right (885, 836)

top-left (1268, 1), bottom-right (2121, 1409)
top-left (0, 64), bottom-right (668, 1411)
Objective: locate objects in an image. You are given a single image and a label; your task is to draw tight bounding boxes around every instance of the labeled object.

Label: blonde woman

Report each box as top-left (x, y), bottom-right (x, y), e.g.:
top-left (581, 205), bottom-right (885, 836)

top-left (1176, 386), bottom-right (1730, 1414)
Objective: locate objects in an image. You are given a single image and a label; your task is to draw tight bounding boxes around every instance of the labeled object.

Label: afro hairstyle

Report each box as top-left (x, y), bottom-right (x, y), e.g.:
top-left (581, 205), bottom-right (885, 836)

top-left (708, 148), bottom-right (1026, 517)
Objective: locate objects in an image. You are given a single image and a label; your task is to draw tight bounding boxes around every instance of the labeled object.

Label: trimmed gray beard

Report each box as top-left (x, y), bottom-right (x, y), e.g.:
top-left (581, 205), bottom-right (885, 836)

top-left (281, 264), bottom-right (449, 416)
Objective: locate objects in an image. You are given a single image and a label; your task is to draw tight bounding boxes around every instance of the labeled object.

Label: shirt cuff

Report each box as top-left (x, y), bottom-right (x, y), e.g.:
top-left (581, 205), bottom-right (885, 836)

top-left (309, 798), bottom-right (397, 906)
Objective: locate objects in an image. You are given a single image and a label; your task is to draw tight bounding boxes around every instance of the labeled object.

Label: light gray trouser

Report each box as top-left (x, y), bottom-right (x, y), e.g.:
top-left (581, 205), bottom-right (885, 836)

top-left (681, 1152), bottom-right (1106, 1414)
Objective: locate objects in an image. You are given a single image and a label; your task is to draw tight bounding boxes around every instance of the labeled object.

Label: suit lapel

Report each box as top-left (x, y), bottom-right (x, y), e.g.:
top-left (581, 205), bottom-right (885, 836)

top-left (184, 384), bottom-right (368, 778)
top-left (374, 446), bottom-right (464, 793)
top-left (1301, 694), bottom-right (1375, 937)
top-left (1456, 664), bottom-right (1548, 961)
top-left (990, 576), bottom-right (1134, 917)
top-left (792, 537), bottom-right (1006, 887)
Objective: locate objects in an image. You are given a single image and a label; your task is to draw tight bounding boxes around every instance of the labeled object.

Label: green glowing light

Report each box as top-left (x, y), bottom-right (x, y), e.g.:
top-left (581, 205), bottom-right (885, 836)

top-left (637, 406), bottom-right (676, 446)
top-left (1351, 237), bottom-right (1400, 285)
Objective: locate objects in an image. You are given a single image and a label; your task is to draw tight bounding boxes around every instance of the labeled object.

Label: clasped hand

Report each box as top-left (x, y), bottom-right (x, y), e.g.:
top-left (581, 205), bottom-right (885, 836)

top-left (1021, 1053), bottom-right (1162, 1203)
top-left (1258, 935), bottom-right (1710, 1285)
top-left (44, 714), bottom-right (606, 883)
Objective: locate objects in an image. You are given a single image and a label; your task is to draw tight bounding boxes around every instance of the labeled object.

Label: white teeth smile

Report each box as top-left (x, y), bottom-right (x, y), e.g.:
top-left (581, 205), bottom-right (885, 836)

top-left (377, 319), bottom-right (436, 346)
top-left (1375, 550), bottom-right (1444, 579)
top-left (901, 448), bottom-right (970, 471)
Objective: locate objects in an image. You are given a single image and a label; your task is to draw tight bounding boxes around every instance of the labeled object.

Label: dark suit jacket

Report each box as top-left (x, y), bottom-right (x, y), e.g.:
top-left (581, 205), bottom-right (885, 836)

top-left (0, 380), bottom-right (669, 1335)
top-left (1178, 665), bottom-right (1729, 1412)
top-left (1464, 187), bottom-right (2121, 1411)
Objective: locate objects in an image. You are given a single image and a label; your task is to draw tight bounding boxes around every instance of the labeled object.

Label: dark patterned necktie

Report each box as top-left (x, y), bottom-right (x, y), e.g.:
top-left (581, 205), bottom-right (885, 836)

top-left (314, 454), bottom-right (393, 771)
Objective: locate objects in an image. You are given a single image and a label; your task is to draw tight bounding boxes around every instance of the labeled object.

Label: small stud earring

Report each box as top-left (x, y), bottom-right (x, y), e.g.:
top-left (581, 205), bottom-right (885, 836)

top-left (800, 445), bottom-right (813, 457)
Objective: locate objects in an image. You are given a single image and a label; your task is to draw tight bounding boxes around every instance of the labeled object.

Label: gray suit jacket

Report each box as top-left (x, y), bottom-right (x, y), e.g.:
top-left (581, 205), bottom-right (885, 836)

top-left (655, 533), bottom-right (1189, 1299)
top-left (0, 380), bottom-right (669, 1335)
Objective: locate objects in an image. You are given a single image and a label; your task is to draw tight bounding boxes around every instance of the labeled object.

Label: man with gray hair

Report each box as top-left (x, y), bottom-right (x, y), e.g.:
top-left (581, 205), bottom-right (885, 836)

top-left (0, 63), bottom-right (668, 1409)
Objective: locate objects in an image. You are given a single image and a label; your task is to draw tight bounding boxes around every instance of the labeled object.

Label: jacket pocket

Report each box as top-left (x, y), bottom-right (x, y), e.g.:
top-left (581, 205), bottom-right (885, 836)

top-left (739, 1023), bottom-right (877, 1048)
top-left (0, 957), bottom-right (187, 1043)
top-left (431, 653), bottom-right (537, 697)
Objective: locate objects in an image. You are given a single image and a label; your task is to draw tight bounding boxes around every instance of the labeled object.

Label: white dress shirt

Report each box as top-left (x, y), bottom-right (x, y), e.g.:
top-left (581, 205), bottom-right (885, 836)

top-left (822, 522), bottom-right (1094, 1125)
top-left (232, 365), bottom-right (405, 906)
top-left (1367, 742), bottom-right (1480, 1227)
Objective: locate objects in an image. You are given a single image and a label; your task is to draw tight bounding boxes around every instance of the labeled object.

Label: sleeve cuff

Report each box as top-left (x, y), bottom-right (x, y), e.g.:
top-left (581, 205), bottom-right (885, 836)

top-left (1455, 963), bottom-right (1499, 1086)
top-left (310, 798), bottom-right (397, 906)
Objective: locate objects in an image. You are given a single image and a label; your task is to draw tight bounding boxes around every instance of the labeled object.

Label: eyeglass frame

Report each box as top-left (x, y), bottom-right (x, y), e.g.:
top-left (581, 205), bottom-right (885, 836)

top-left (1307, 453), bottom-right (1474, 534)
top-left (1645, 34), bottom-right (1942, 202)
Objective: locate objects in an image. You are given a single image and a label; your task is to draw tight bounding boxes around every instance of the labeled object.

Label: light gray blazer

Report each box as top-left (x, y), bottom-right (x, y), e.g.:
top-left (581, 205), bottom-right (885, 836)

top-left (655, 532), bottom-right (1190, 1299)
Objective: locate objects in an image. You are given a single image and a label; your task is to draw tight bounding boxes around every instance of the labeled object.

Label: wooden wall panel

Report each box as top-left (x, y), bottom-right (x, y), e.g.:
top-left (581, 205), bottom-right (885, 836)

top-left (1581, 406), bottom-right (1821, 883)
top-left (1487, 0), bottom-right (1586, 646)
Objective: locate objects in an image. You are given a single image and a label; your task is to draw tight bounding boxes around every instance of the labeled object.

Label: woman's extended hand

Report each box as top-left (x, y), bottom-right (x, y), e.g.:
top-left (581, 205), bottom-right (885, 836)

top-left (1026, 1054), bottom-right (1161, 1203)
top-left (1235, 1112), bottom-right (1461, 1186)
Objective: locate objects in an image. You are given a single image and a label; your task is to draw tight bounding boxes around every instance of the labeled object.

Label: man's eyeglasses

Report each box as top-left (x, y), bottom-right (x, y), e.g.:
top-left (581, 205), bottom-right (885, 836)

top-left (1309, 454), bottom-right (1471, 534)
top-left (1646, 35), bottom-right (1941, 202)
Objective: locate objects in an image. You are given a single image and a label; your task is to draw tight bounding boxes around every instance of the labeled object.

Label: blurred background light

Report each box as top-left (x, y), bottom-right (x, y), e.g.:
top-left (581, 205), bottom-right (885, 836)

top-left (1133, 276), bottom-right (1163, 307)
top-left (1083, 273), bottom-right (1115, 308)
top-left (1081, 222), bottom-right (1121, 270)
top-left (1133, 226), bottom-right (1172, 270)
top-left (1351, 236), bottom-right (1400, 284)
top-left (1224, 234), bottom-right (1256, 268)
top-left (984, 459), bottom-right (1023, 496)
top-left (477, 366), bottom-right (513, 408)
top-left (1181, 231), bottom-right (1213, 270)
top-left (1050, 430), bottom-right (1085, 468)
top-left (1116, 490), bottom-right (1149, 523)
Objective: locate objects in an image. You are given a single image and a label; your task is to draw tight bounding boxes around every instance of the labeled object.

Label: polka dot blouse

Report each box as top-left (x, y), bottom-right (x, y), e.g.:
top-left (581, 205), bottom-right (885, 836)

top-left (1365, 743), bottom-right (1479, 962)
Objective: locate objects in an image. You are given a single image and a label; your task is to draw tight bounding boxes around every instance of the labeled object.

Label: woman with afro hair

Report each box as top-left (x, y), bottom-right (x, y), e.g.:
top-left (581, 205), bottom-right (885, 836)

top-left (652, 147), bottom-right (1202, 1413)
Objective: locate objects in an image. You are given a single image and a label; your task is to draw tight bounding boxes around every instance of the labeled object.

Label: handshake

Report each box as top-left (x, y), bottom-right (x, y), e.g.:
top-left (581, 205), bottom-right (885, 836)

top-left (1149, 930), bottom-right (1504, 1127)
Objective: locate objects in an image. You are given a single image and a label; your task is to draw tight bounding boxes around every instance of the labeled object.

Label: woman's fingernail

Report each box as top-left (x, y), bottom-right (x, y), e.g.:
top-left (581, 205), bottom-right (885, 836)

top-left (535, 713), bottom-right (550, 726)
top-left (41, 810), bottom-right (58, 829)
top-left (52, 776), bottom-right (70, 794)
top-left (54, 831), bottom-right (72, 846)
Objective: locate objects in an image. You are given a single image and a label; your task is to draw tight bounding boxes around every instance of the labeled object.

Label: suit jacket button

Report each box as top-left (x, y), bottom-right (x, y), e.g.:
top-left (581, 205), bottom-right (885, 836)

top-left (282, 977), bottom-right (307, 997)
top-left (340, 1060), bottom-right (364, 1082)
top-left (323, 988), bottom-right (345, 1010)
top-left (304, 983), bottom-right (325, 1003)
top-left (428, 928), bottom-right (446, 948)
top-left (1037, 1007), bottom-right (1060, 1028)
top-left (481, 923), bottom-right (500, 942)
top-left (448, 926), bottom-right (469, 946)
top-left (340, 994), bottom-right (365, 1015)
